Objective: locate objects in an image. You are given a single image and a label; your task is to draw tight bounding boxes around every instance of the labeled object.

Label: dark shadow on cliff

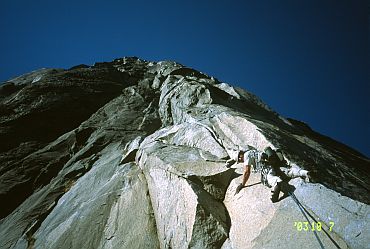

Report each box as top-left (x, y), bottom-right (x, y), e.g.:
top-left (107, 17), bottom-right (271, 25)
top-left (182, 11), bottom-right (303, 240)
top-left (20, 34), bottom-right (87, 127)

top-left (278, 181), bottom-right (296, 202)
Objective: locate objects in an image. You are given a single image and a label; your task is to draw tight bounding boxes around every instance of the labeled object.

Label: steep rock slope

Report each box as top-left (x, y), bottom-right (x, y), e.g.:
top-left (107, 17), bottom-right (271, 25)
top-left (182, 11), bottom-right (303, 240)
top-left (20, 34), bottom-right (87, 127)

top-left (0, 57), bottom-right (369, 249)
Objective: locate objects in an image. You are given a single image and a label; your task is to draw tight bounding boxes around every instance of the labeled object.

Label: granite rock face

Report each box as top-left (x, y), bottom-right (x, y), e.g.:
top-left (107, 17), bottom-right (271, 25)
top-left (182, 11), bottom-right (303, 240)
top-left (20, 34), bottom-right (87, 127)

top-left (0, 57), bottom-right (369, 249)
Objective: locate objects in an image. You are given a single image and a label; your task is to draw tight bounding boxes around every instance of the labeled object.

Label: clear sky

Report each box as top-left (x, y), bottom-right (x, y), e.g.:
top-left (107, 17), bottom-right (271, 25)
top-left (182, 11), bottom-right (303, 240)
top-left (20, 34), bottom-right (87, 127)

top-left (0, 0), bottom-right (368, 156)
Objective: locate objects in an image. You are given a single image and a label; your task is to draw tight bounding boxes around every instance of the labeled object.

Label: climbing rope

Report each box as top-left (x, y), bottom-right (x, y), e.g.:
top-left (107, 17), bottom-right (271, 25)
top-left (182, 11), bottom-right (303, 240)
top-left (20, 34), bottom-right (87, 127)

top-left (289, 191), bottom-right (325, 249)
top-left (289, 191), bottom-right (342, 249)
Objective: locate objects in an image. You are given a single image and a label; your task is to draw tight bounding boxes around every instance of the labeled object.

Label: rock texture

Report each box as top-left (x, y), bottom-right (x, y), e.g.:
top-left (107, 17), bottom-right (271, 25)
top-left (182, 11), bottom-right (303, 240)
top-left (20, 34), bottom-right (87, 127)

top-left (0, 57), bottom-right (369, 249)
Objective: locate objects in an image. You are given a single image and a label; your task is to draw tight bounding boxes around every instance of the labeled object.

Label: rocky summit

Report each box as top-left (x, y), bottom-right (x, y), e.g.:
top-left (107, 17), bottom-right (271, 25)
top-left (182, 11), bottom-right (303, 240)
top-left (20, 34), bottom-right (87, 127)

top-left (0, 57), bottom-right (369, 249)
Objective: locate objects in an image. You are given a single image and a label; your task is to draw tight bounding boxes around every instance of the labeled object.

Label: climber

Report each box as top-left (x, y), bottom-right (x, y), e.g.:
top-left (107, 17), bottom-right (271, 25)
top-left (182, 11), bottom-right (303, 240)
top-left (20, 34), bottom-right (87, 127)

top-left (228, 147), bottom-right (310, 202)
top-left (226, 149), bottom-right (263, 190)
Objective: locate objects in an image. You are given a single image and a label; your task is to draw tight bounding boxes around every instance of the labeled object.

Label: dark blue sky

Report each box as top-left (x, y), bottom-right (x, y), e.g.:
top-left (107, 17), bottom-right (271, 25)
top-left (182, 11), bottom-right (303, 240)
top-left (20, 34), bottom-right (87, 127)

top-left (1, 0), bottom-right (368, 156)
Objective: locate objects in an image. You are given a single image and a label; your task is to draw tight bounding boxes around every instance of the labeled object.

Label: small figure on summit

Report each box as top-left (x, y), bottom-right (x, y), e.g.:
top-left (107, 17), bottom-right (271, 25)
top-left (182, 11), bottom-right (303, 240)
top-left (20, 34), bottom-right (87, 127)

top-left (226, 146), bottom-right (311, 202)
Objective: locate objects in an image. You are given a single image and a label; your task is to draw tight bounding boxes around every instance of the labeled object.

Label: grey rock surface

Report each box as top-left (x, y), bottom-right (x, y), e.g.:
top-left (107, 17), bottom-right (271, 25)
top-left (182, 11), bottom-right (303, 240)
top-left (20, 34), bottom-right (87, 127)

top-left (0, 57), bottom-right (369, 249)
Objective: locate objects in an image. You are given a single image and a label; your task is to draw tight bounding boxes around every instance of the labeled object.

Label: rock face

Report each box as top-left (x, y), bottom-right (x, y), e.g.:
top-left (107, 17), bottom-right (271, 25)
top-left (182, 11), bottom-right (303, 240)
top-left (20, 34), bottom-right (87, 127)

top-left (0, 57), bottom-right (369, 249)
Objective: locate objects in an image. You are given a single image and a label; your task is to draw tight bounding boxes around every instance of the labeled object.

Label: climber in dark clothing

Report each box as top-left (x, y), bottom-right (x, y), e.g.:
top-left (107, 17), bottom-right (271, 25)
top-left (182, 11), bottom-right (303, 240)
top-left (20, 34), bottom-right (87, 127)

top-left (227, 147), bottom-right (310, 202)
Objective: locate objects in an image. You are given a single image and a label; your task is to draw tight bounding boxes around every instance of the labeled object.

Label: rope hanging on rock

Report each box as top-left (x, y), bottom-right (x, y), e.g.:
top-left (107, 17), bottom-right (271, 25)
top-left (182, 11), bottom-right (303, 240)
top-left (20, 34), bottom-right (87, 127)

top-left (289, 191), bottom-right (342, 249)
